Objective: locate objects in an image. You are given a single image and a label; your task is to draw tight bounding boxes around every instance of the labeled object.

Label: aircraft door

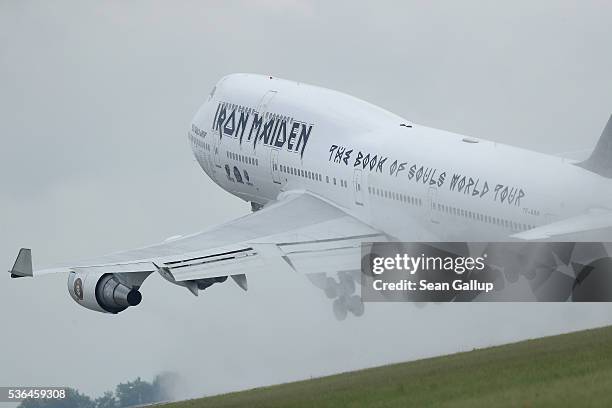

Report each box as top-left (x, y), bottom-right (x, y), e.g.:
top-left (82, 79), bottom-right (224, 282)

top-left (353, 169), bottom-right (364, 206)
top-left (427, 186), bottom-right (439, 224)
top-left (205, 149), bottom-right (215, 174)
top-left (257, 90), bottom-right (277, 114)
top-left (212, 130), bottom-right (223, 170)
top-left (271, 149), bottom-right (281, 184)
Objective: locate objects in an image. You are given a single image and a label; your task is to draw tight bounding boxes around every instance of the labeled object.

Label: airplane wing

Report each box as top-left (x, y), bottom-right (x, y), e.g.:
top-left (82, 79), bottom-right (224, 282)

top-left (510, 209), bottom-right (612, 240)
top-left (10, 192), bottom-right (386, 298)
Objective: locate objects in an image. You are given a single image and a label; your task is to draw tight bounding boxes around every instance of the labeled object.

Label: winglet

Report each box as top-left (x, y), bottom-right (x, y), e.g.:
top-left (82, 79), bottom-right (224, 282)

top-left (576, 115), bottom-right (612, 177)
top-left (9, 248), bottom-right (33, 278)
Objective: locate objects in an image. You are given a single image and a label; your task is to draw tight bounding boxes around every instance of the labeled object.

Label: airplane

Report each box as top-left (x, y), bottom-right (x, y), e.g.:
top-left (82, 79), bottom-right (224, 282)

top-left (9, 73), bottom-right (612, 319)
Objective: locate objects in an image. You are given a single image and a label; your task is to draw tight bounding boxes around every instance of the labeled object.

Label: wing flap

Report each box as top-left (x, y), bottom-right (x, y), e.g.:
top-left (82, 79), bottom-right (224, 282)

top-left (164, 244), bottom-right (275, 282)
top-left (284, 247), bottom-right (362, 275)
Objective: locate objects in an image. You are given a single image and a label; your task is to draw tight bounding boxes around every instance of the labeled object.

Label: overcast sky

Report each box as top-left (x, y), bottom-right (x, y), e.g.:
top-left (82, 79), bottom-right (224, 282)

top-left (2, 0), bottom-right (612, 401)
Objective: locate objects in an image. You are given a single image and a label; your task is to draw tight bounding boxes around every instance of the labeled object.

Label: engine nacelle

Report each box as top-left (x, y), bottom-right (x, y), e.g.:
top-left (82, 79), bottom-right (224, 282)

top-left (68, 271), bottom-right (142, 314)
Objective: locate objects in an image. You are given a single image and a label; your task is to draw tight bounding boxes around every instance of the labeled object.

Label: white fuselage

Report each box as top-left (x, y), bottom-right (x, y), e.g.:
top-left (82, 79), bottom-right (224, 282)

top-left (188, 74), bottom-right (611, 241)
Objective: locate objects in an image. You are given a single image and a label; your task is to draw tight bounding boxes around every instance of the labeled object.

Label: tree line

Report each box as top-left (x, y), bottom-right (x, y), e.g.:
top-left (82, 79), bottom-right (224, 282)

top-left (18, 372), bottom-right (180, 408)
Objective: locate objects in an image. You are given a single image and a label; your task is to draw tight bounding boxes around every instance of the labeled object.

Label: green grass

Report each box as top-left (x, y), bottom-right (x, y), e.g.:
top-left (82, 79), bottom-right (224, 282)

top-left (164, 325), bottom-right (612, 408)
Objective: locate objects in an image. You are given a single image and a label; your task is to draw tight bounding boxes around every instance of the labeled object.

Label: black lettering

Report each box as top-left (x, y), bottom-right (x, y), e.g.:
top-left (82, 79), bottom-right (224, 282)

top-left (437, 172), bottom-right (446, 187)
top-left (223, 109), bottom-right (236, 136)
top-left (507, 187), bottom-right (517, 205)
top-left (450, 174), bottom-right (461, 191)
top-left (480, 181), bottom-right (489, 197)
top-left (389, 160), bottom-right (398, 176)
top-left (423, 167), bottom-right (432, 184)
top-left (516, 189), bottom-right (525, 206)
top-left (500, 186), bottom-right (509, 203)
top-left (376, 157), bottom-right (387, 173)
top-left (494, 184), bottom-right (503, 201)
top-left (248, 113), bottom-right (263, 142)
top-left (237, 110), bottom-right (250, 144)
top-left (216, 105), bottom-right (227, 138)
top-left (259, 118), bottom-right (275, 145)
top-left (287, 122), bottom-right (300, 150)
top-left (369, 155), bottom-right (378, 171)
top-left (343, 149), bottom-right (352, 165)
top-left (334, 146), bottom-right (345, 163)
top-left (457, 176), bottom-right (466, 192)
top-left (429, 169), bottom-right (438, 185)
top-left (212, 103), bottom-right (220, 130)
top-left (416, 166), bottom-right (424, 182)
top-left (363, 154), bottom-right (371, 169)
top-left (354, 151), bottom-right (363, 167)
top-left (329, 145), bottom-right (338, 161)
top-left (472, 179), bottom-right (480, 196)
top-left (270, 118), bottom-right (280, 145)
top-left (274, 120), bottom-right (287, 148)
top-left (408, 165), bottom-right (417, 180)
top-left (397, 162), bottom-right (407, 177)
top-left (297, 124), bottom-right (313, 158)
top-left (465, 177), bottom-right (474, 194)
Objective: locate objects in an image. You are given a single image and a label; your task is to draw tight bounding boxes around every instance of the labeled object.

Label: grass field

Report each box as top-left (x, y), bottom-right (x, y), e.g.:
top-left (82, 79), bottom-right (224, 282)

top-left (164, 325), bottom-right (612, 407)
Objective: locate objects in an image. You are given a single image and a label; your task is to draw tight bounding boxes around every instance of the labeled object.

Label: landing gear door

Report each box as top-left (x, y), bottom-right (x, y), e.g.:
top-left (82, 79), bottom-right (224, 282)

top-left (271, 149), bottom-right (281, 184)
top-left (353, 169), bottom-right (364, 206)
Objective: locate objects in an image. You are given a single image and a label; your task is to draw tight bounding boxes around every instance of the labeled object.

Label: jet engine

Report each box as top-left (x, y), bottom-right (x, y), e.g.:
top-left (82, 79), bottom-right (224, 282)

top-left (67, 271), bottom-right (142, 314)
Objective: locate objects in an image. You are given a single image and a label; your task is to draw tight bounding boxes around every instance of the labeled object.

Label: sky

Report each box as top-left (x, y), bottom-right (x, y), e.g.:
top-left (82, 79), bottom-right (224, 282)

top-left (1, 0), bottom-right (612, 401)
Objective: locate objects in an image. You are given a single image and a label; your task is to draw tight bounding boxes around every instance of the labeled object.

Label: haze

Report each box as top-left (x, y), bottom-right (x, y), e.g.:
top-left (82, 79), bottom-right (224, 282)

top-left (1, 0), bottom-right (612, 401)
